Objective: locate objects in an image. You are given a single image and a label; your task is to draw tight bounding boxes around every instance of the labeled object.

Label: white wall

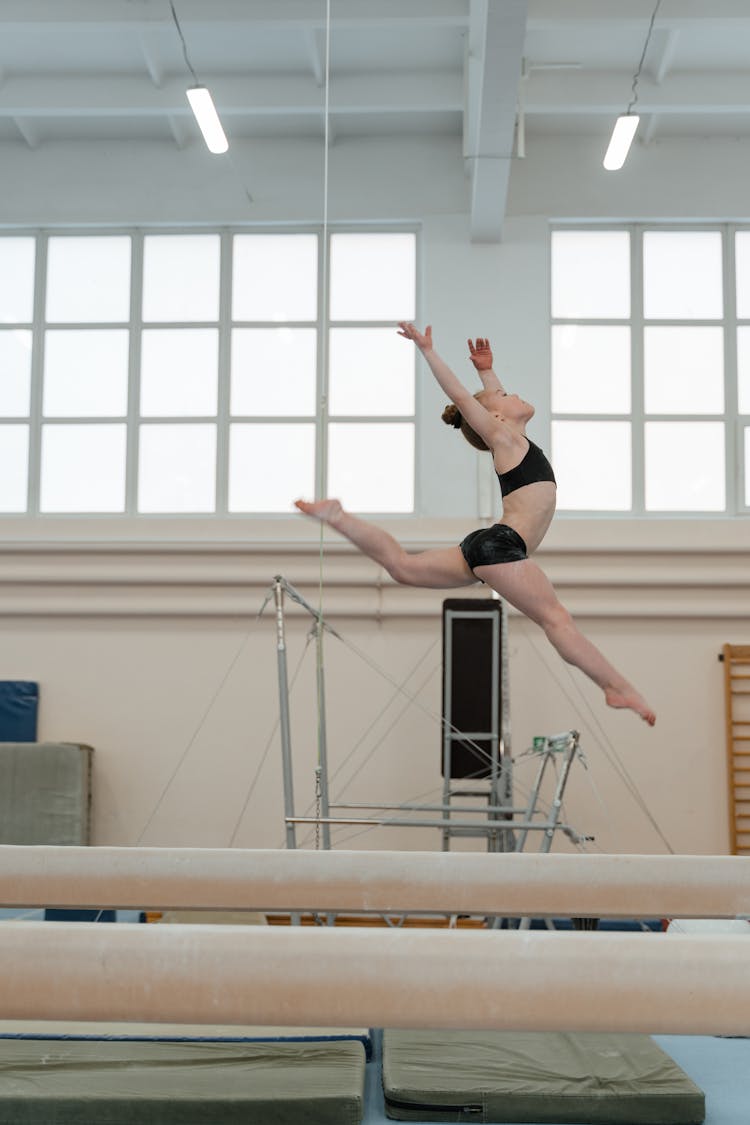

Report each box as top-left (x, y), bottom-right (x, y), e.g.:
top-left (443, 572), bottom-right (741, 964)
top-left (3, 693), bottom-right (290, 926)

top-left (1, 129), bottom-right (748, 856)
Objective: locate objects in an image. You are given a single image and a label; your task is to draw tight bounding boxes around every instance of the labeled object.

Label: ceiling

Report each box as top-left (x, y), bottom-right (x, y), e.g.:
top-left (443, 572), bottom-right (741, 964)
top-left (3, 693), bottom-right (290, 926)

top-left (1, 0), bottom-right (749, 238)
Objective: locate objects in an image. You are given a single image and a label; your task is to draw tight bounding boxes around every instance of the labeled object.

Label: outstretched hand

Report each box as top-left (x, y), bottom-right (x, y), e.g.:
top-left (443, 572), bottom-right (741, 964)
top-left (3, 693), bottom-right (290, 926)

top-left (468, 337), bottom-right (493, 371)
top-left (397, 322), bottom-right (433, 352)
top-left (294, 498), bottom-right (344, 526)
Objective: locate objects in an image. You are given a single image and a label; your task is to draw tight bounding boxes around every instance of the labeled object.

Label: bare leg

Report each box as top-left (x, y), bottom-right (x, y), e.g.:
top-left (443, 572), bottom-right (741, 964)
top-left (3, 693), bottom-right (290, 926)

top-left (475, 557), bottom-right (656, 726)
top-left (295, 499), bottom-right (476, 589)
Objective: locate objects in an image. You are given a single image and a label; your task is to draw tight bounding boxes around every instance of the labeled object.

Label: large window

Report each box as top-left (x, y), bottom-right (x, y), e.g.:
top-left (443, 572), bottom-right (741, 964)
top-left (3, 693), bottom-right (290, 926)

top-left (551, 226), bottom-right (750, 514)
top-left (0, 228), bottom-right (416, 515)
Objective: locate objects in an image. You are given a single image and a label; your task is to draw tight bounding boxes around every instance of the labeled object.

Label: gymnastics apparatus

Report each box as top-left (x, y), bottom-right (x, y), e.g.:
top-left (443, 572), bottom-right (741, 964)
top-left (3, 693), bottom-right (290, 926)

top-left (0, 847), bottom-right (747, 1034)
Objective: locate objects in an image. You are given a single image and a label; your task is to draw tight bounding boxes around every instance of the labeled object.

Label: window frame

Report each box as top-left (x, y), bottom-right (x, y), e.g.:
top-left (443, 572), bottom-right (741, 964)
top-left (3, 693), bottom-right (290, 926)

top-left (550, 221), bottom-right (750, 517)
top-left (0, 223), bottom-right (419, 520)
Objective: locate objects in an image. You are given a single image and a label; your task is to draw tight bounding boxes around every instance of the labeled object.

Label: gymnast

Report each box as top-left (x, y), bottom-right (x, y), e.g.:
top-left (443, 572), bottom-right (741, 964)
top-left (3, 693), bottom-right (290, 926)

top-left (296, 324), bottom-right (655, 725)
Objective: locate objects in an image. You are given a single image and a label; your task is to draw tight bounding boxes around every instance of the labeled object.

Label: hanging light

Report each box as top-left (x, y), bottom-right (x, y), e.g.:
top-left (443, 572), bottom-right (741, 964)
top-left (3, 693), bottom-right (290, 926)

top-left (603, 0), bottom-right (662, 171)
top-left (186, 87), bottom-right (229, 154)
top-left (169, 1), bottom-right (229, 155)
top-left (603, 114), bottom-right (640, 171)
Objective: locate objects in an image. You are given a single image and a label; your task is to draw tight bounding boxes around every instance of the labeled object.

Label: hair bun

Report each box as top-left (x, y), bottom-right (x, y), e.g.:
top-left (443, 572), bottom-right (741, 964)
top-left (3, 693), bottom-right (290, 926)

top-left (442, 404), bottom-right (462, 429)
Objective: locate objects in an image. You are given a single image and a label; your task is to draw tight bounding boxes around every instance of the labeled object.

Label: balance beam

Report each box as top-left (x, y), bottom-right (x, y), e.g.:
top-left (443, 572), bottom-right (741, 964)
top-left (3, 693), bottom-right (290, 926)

top-left (0, 922), bottom-right (747, 1035)
top-left (0, 846), bottom-right (747, 918)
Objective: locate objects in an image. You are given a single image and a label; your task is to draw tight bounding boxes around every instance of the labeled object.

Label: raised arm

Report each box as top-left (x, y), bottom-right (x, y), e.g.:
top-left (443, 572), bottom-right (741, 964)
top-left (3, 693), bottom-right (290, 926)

top-left (397, 322), bottom-right (501, 446)
top-left (468, 337), bottom-right (506, 393)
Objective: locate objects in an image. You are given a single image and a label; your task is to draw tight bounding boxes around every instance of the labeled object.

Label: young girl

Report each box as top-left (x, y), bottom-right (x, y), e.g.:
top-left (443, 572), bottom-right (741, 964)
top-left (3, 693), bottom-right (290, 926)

top-left (296, 324), bottom-right (655, 725)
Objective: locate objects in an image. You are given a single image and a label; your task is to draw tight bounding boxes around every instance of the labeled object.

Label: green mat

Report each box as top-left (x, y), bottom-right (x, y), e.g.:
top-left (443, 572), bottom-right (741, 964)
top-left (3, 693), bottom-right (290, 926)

top-left (0, 742), bottom-right (92, 845)
top-left (382, 1030), bottom-right (705, 1124)
top-left (0, 1038), bottom-right (366, 1125)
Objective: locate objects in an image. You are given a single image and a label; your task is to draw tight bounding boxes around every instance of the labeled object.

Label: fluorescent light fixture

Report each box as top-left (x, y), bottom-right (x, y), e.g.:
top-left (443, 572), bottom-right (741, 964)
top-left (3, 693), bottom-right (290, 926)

top-left (603, 114), bottom-right (639, 171)
top-left (186, 86), bottom-right (228, 154)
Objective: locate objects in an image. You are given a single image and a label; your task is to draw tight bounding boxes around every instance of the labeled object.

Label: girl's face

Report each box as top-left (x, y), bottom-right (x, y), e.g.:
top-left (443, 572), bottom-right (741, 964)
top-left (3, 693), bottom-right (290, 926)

top-left (478, 388), bottom-right (535, 422)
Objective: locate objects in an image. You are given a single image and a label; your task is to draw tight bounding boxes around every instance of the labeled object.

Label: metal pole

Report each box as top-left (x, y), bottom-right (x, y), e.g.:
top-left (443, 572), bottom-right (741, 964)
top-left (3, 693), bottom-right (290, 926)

top-left (287, 816), bottom-right (575, 832)
top-left (442, 612), bottom-right (454, 851)
top-left (330, 803), bottom-right (533, 814)
top-left (498, 598), bottom-right (514, 852)
top-left (273, 577), bottom-right (297, 852)
top-left (538, 732), bottom-right (580, 856)
top-left (488, 607), bottom-right (500, 851)
top-left (514, 746), bottom-right (553, 853)
top-left (517, 732), bottom-right (581, 931)
top-left (313, 619), bottom-right (331, 850)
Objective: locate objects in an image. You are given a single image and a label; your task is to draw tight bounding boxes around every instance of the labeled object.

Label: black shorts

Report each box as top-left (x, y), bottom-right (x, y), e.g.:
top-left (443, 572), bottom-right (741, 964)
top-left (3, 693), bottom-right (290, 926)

top-left (459, 523), bottom-right (528, 572)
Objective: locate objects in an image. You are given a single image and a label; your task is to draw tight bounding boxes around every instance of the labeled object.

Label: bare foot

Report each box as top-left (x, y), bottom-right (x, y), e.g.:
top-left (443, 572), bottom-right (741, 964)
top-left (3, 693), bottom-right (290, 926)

top-left (605, 685), bottom-right (656, 726)
top-left (294, 498), bottom-right (344, 527)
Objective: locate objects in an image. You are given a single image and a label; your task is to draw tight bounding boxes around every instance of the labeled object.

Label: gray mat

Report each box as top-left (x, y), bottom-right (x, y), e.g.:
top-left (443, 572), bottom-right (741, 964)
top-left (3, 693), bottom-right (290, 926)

top-left (382, 1030), bottom-right (705, 1124)
top-left (0, 742), bottom-right (92, 845)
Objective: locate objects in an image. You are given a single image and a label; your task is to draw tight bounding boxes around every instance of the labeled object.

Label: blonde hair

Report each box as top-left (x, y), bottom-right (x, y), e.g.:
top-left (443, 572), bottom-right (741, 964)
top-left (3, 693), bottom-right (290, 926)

top-left (441, 400), bottom-right (489, 452)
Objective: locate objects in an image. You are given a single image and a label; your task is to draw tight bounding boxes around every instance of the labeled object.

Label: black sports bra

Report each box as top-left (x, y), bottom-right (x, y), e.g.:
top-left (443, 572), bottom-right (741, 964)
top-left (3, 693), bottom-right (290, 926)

top-left (496, 439), bottom-right (556, 497)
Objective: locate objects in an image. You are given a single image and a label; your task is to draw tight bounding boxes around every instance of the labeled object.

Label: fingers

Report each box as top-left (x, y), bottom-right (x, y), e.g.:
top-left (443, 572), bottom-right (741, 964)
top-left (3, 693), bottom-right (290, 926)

top-left (397, 322), bottom-right (432, 348)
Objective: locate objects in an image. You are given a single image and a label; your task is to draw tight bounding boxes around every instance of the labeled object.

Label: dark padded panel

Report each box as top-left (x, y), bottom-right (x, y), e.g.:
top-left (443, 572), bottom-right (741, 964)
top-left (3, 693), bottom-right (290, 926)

top-left (442, 599), bottom-right (503, 779)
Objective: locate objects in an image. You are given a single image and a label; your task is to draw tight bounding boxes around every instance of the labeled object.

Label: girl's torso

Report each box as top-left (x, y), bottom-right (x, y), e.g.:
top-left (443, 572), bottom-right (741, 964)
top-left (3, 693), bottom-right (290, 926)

top-left (491, 436), bottom-right (556, 553)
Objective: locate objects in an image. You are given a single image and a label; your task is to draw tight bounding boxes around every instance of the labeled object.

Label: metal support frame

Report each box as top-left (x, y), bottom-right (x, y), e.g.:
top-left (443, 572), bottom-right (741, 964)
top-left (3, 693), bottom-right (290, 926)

top-left (259, 575), bottom-right (342, 852)
top-left (514, 731), bottom-right (582, 854)
top-left (262, 578), bottom-right (586, 874)
top-left (512, 731), bottom-right (586, 930)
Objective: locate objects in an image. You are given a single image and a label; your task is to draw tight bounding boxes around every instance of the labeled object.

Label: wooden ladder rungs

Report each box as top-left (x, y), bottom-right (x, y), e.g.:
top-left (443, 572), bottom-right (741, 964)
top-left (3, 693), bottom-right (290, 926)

top-left (722, 644), bottom-right (750, 854)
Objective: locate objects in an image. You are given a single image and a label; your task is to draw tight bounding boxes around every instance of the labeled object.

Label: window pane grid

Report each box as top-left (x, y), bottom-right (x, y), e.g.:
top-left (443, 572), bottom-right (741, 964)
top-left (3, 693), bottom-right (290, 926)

top-left (0, 227), bottom-right (417, 515)
top-left (551, 224), bottom-right (745, 515)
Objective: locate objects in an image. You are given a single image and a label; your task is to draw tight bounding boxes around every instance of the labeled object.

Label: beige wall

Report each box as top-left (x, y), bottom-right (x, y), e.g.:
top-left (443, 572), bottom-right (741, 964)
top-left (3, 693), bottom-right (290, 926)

top-left (0, 518), bottom-right (742, 856)
top-left (1, 129), bottom-right (748, 859)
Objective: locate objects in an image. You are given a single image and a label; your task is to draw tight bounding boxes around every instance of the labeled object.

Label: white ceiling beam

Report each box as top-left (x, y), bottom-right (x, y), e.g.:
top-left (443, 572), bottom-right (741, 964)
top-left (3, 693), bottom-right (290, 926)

top-left (12, 116), bottom-right (39, 148)
top-left (138, 30), bottom-right (166, 89)
top-left (0, 72), bottom-right (463, 117)
top-left (527, 0), bottom-right (750, 31)
top-left (3, 0), bottom-right (750, 31)
top-left (523, 69), bottom-right (750, 115)
top-left (0, 0), bottom-right (468, 30)
top-left (465, 0), bottom-right (527, 244)
top-left (643, 112), bottom-right (661, 144)
top-left (649, 28), bottom-right (679, 85)
top-left (8, 0), bottom-right (750, 28)
top-left (302, 27), bottom-right (325, 87)
top-left (302, 26), bottom-right (337, 143)
top-left (165, 113), bottom-right (192, 149)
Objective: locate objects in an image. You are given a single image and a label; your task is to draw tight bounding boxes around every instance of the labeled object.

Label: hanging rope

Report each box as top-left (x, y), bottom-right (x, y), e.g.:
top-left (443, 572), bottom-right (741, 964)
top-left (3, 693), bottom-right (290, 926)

top-left (312, 0), bottom-right (333, 849)
top-left (134, 628), bottom-right (256, 846)
top-left (328, 641), bottom-right (440, 795)
top-left (520, 624), bottom-right (675, 854)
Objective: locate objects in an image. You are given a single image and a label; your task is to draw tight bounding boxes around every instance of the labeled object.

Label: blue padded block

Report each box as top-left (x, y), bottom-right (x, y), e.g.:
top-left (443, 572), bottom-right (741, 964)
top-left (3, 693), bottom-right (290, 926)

top-left (0, 682), bottom-right (38, 742)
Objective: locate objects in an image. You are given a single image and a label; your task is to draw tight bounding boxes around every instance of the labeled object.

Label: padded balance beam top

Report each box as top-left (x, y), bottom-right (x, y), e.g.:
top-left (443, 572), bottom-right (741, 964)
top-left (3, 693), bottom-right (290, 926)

top-left (0, 923), bottom-right (748, 1036)
top-left (0, 847), bottom-right (747, 918)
